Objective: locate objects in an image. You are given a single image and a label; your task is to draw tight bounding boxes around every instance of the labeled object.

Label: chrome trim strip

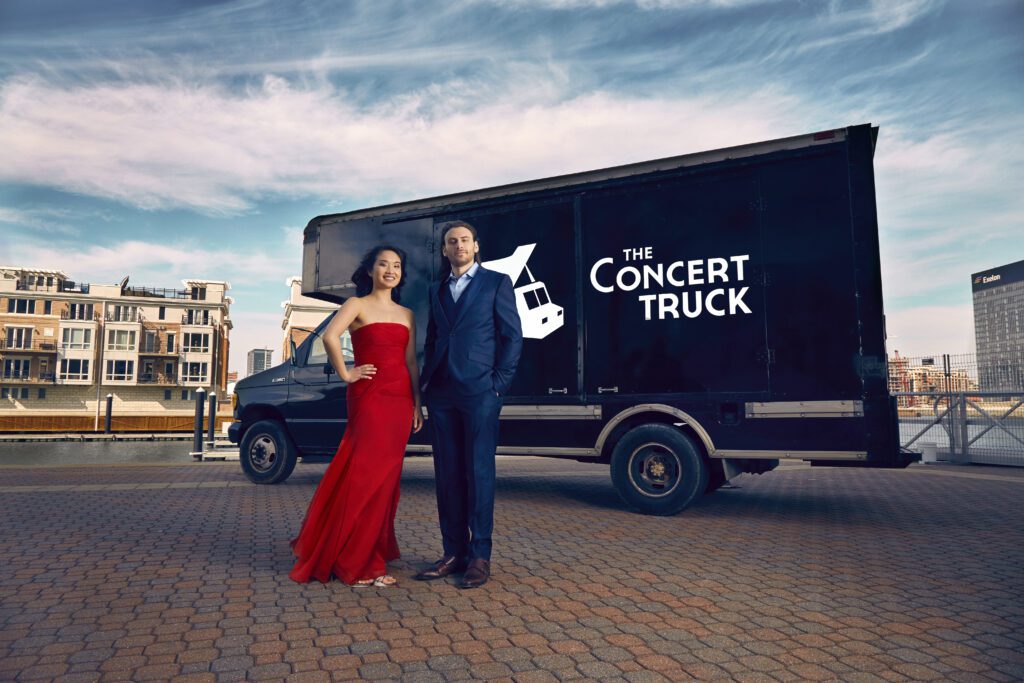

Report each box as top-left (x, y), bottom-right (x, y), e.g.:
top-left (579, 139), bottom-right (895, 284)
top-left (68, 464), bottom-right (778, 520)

top-left (404, 445), bottom-right (600, 457)
top-left (594, 404), bottom-right (715, 456)
top-left (285, 418), bottom-right (347, 423)
top-left (712, 449), bottom-right (868, 461)
top-left (423, 405), bottom-right (602, 420)
top-left (500, 405), bottom-right (602, 420)
top-left (745, 400), bottom-right (864, 418)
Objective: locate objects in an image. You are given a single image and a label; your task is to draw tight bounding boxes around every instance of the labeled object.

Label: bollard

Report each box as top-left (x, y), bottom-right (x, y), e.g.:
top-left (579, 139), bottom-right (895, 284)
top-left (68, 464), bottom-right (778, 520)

top-left (208, 393), bottom-right (217, 445)
top-left (104, 394), bottom-right (113, 434)
top-left (192, 387), bottom-right (206, 456)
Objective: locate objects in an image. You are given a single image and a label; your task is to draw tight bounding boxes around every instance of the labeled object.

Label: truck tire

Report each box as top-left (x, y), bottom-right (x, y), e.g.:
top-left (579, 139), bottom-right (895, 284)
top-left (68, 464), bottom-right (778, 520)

top-left (240, 420), bottom-right (298, 484)
top-left (610, 424), bottom-right (708, 516)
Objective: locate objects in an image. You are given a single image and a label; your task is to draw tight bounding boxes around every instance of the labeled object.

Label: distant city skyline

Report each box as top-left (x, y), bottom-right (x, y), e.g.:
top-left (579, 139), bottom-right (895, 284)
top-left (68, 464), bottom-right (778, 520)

top-left (2, 0), bottom-right (1022, 373)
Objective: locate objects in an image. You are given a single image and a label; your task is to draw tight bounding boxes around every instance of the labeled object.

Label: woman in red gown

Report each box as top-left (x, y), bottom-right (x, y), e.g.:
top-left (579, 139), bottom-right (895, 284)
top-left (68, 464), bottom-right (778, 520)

top-left (289, 245), bottom-right (423, 587)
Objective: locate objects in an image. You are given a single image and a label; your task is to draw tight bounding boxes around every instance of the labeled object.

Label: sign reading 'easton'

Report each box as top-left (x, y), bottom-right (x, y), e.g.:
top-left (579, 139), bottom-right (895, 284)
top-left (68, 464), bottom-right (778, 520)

top-left (589, 246), bottom-right (752, 321)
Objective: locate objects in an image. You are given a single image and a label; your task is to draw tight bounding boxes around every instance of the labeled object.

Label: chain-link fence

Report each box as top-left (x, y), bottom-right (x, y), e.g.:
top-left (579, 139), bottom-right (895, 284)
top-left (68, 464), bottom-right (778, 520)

top-left (890, 352), bottom-right (1024, 466)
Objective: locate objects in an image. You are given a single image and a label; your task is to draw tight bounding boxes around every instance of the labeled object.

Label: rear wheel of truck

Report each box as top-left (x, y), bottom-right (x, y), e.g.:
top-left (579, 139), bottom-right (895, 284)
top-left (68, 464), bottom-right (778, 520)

top-left (240, 419), bottom-right (298, 484)
top-left (610, 424), bottom-right (708, 516)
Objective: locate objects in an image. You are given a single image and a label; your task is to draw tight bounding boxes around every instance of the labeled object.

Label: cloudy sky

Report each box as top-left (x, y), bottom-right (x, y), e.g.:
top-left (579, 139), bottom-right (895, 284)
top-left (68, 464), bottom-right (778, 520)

top-left (2, 0), bottom-right (1022, 373)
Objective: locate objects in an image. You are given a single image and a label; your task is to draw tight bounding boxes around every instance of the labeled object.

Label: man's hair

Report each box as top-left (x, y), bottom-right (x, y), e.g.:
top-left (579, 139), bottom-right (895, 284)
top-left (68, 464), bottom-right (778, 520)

top-left (439, 220), bottom-right (481, 263)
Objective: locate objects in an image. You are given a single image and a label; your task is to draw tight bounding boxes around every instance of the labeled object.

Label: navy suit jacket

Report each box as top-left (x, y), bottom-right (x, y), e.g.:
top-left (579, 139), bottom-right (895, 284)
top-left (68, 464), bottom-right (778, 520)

top-left (421, 266), bottom-right (523, 397)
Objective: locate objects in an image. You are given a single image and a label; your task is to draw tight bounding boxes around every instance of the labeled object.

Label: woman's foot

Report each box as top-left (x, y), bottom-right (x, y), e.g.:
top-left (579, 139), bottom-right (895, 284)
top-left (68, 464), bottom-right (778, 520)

top-left (353, 574), bottom-right (397, 588)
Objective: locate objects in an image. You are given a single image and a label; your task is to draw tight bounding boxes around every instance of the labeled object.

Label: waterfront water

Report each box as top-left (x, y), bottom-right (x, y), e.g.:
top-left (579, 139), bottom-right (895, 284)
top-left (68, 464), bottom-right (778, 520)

top-left (0, 441), bottom-right (196, 466)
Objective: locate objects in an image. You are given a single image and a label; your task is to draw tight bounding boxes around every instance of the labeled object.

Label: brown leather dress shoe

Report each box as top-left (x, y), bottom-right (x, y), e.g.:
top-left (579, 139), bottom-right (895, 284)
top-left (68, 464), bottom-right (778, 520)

top-left (459, 558), bottom-right (490, 589)
top-left (413, 555), bottom-right (467, 581)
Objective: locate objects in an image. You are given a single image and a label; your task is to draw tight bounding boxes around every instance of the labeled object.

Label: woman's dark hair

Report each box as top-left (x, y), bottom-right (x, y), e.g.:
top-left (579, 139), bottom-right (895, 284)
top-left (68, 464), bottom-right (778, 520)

top-left (351, 245), bottom-right (408, 302)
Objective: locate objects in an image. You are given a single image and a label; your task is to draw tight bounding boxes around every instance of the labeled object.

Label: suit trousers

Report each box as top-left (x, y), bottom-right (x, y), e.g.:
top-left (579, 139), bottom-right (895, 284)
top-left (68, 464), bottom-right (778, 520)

top-left (425, 383), bottom-right (502, 562)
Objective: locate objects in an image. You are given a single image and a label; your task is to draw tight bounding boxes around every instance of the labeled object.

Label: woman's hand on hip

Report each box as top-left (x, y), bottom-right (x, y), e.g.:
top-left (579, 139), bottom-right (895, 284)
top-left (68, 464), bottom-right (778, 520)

top-left (343, 364), bottom-right (376, 383)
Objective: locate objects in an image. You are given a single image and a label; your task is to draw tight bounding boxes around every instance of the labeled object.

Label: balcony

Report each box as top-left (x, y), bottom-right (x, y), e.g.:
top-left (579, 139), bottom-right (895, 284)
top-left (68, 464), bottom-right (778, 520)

top-left (181, 314), bottom-right (212, 326)
top-left (123, 286), bottom-right (191, 300)
top-left (139, 342), bottom-right (177, 355)
top-left (1, 371), bottom-right (56, 384)
top-left (106, 311), bottom-right (145, 323)
top-left (61, 311), bottom-right (100, 321)
top-left (0, 339), bottom-right (59, 353)
top-left (16, 279), bottom-right (90, 294)
top-left (138, 372), bottom-right (178, 385)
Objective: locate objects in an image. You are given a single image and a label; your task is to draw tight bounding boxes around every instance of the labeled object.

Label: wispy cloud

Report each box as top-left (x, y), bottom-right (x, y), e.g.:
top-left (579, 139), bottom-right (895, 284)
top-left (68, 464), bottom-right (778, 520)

top-left (1, 74), bottom-right (809, 214)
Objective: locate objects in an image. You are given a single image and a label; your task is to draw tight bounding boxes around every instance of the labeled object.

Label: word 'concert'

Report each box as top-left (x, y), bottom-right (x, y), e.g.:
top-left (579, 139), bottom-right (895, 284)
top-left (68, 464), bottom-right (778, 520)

top-left (590, 247), bottom-right (752, 321)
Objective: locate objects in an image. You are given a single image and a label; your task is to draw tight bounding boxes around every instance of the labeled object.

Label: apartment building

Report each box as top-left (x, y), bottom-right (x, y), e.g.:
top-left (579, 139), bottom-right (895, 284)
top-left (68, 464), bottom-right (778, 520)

top-left (0, 266), bottom-right (232, 431)
top-left (246, 348), bottom-right (273, 377)
top-left (281, 276), bottom-right (347, 361)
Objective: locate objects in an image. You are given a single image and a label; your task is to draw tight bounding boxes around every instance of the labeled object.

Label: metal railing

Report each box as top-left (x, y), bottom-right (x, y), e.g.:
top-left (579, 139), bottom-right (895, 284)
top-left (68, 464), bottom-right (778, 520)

top-left (60, 311), bottom-right (100, 321)
top-left (0, 371), bottom-right (56, 383)
top-left (16, 279), bottom-right (90, 293)
top-left (138, 373), bottom-right (178, 384)
top-left (896, 391), bottom-right (1024, 467)
top-left (106, 311), bottom-right (145, 323)
top-left (122, 286), bottom-right (191, 300)
top-left (0, 339), bottom-right (58, 352)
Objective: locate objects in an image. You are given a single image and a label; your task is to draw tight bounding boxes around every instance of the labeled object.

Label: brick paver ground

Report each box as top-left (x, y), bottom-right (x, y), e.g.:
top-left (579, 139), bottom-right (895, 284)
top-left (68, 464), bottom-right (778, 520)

top-left (1, 457), bottom-right (1022, 682)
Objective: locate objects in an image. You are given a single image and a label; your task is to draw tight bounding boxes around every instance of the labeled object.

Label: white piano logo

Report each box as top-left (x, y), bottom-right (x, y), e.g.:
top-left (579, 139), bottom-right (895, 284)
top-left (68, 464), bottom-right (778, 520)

top-left (483, 244), bottom-right (564, 340)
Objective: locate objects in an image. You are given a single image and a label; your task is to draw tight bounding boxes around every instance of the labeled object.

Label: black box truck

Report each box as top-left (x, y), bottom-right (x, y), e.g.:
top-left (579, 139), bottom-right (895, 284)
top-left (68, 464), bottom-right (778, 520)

top-left (230, 123), bottom-right (916, 515)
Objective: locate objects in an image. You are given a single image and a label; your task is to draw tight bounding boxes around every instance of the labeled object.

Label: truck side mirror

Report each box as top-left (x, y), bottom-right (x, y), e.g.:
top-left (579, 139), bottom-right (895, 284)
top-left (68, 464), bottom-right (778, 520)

top-left (289, 339), bottom-right (298, 366)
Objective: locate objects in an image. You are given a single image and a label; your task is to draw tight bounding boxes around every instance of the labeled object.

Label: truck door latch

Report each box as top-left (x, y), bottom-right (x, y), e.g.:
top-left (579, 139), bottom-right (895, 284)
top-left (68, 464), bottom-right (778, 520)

top-left (598, 386), bottom-right (619, 394)
top-left (548, 387), bottom-right (568, 394)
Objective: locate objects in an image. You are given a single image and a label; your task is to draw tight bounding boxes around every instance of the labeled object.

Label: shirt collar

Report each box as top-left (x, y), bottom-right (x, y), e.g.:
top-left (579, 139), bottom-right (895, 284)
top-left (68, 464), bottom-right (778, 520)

top-left (447, 261), bottom-right (480, 283)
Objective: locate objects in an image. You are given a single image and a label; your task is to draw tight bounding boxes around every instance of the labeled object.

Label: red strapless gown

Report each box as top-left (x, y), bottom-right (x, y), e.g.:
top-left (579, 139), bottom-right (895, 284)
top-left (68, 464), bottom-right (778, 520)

top-left (289, 322), bottom-right (412, 584)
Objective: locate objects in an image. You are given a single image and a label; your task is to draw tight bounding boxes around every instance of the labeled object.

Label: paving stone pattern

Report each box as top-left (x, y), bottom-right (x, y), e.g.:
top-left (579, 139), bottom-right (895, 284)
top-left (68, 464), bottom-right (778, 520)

top-left (1, 457), bottom-right (1022, 682)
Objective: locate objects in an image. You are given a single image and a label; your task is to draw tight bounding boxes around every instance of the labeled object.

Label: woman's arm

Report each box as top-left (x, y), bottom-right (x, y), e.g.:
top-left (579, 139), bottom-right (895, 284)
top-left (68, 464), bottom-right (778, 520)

top-left (405, 308), bottom-right (424, 433)
top-left (323, 299), bottom-right (375, 383)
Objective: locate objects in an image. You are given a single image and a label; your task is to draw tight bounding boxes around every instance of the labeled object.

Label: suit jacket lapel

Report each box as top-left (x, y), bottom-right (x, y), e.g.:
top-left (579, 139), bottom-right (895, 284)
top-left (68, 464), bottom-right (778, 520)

top-left (431, 281), bottom-right (451, 329)
top-left (451, 268), bottom-right (484, 328)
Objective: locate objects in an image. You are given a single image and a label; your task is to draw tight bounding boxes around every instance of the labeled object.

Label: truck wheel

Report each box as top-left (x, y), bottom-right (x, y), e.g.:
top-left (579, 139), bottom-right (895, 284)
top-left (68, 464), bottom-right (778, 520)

top-left (610, 424), bottom-right (708, 516)
top-left (240, 420), bottom-right (298, 484)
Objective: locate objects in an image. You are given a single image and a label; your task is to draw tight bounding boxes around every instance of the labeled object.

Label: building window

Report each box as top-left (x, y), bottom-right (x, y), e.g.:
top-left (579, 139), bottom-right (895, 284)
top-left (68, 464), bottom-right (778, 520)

top-left (143, 330), bottom-right (158, 353)
top-left (38, 388), bottom-right (46, 399)
top-left (105, 359), bottom-right (135, 381)
top-left (181, 389), bottom-right (192, 401)
top-left (20, 387), bottom-right (29, 399)
top-left (183, 332), bottom-right (210, 353)
top-left (67, 303), bottom-right (94, 321)
top-left (3, 358), bottom-right (30, 379)
top-left (106, 329), bottom-right (137, 351)
top-left (1, 388), bottom-right (8, 399)
top-left (109, 305), bottom-right (139, 322)
top-left (181, 362), bottom-right (208, 383)
top-left (60, 359), bottom-right (90, 380)
top-left (158, 306), bottom-right (166, 320)
top-left (190, 286), bottom-right (207, 301)
top-left (167, 333), bottom-right (175, 353)
top-left (44, 300), bottom-right (52, 315)
top-left (61, 328), bottom-right (93, 349)
top-left (7, 299), bottom-right (35, 314)
top-left (4, 327), bottom-right (33, 349)
top-left (184, 309), bottom-right (209, 325)
top-left (164, 389), bottom-right (172, 400)
top-left (164, 362), bottom-right (175, 376)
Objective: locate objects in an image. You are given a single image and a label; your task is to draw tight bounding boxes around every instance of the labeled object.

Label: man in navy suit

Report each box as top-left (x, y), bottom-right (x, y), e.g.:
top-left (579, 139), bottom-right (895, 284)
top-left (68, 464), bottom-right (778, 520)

top-left (414, 220), bottom-right (523, 588)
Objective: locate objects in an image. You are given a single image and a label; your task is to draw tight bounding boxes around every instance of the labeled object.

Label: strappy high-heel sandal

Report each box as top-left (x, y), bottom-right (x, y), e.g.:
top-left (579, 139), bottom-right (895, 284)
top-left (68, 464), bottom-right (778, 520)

top-left (353, 574), bottom-right (397, 588)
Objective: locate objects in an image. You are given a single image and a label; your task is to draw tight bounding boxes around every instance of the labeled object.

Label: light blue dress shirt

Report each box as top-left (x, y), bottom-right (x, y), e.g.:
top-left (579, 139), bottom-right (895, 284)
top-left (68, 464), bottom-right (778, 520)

top-left (447, 261), bottom-right (480, 303)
